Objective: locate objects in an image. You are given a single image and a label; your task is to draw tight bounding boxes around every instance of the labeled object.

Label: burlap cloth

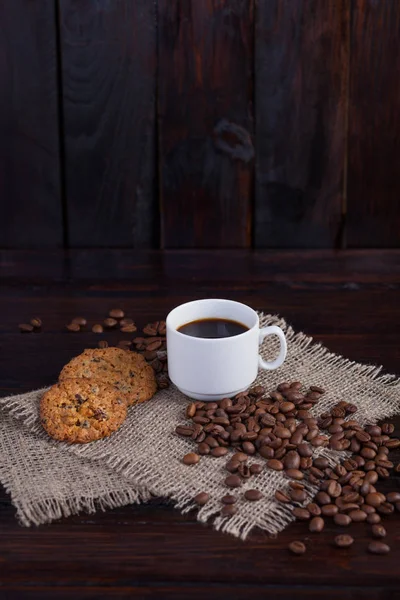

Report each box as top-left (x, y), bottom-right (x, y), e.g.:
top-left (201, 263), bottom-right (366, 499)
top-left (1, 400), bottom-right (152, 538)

top-left (1, 314), bottom-right (399, 539)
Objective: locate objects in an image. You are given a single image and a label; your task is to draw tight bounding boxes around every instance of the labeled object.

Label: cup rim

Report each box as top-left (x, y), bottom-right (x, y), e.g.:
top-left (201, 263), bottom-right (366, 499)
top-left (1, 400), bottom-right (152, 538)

top-left (166, 298), bottom-right (258, 342)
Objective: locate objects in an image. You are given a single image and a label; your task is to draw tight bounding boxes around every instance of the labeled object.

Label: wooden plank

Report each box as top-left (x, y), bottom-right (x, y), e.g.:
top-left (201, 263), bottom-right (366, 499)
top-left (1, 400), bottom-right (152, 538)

top-left (158, 0), bottom-right (254, 248)
top-left (347, 0), bottom-right (400, 247)
top-left (0, 1), bottom-right (63, 247)
top-left (2, 249), bottom-right (400, 285)
top-left (60, 0), bottom-right (157, 247)
top-left (255, 0), bottom-right (348, 248)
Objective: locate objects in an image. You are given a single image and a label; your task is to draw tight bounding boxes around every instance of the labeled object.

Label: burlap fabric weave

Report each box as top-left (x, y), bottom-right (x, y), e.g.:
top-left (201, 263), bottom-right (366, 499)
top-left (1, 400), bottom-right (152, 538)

top-left (1, 314), bottom-right (399, 539)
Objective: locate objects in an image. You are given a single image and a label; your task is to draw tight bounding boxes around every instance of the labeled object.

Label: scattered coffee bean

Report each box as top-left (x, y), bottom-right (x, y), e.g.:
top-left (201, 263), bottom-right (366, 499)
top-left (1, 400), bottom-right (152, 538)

top-left (120, 318), bottom-right (134, 327)
top-left (182, 453), bottom-right (200, 465)
top-left (321, 504), bottom-right (338, 517)
top-left (267, 459), bottom-right (284, 471)
top-left (293, 507), bottom-right (310, 521)
top-left (367, 541), bottom-right (390, 555)
top-left (307, 502), bottom-right (321, 516)
top-left (334, 513), bottom-right (351, 526)
top-left (250, 463), bottom-right (263, 475)
top-left (290, 488), bottom-right (307, 503)
top-left (232, 452), bottom-right (248, 463)
top-left (19, 323), bottom-right (34, 333)
top-left (104, 317), bottom-right (118, 328)
top-left (66, 323), bottom-right (80, 332)
top-left (221, 504), bottom-right (238, 517)
top-left (367, 513), bottom-right (381, 524)
top-left (198, 443), bottom-right (211, 455)
top-left (288, 541), bottom-right (306, 555)
top-left (371, 524), bottom-right (386, 538)
top-left (244, 489), bottom-right (263, 502)
top-left (92, 324), bottom-right (104, 333)
top-left (98, 340), bottom-right (109, 348)
top-left (194, 492), bottom-right (209, 506)
top-left (348, 509), bottom-right (367, 522)
top-left (309, 516), bottom-right (324, 532)
top-left (334, 534), bottom-right (354, 548)
top-left (285, 468), bottom-right (304, 480)
top-left (109, 308), bottom-right (125, 319)
top-left (225, 475), bottom-right (242, 488)
top-left (221, 494), bottom-right (237, 505)
top-left (211, 447), bottom-right (228, 458)
top-left (275, 490), bottom-right (291, 503)
top-left (30, 317), bottom-right (42, 328)
top-left (71, 317), bottom-right (87, 326)
top-left (386, 491), bottom-right (400, 503)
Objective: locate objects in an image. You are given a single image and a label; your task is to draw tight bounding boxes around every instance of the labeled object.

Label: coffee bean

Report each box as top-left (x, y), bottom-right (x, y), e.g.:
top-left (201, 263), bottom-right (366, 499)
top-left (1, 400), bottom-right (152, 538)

top-left (321, 504), bottom-right (338, 517)
top-left (377, 501), bottom-right (394, 515)
top-left (315, 491), bottom-right (331, 506)
top-left (30, 317), bottom-right (42, 329)
top-left (288, 541), bottom-right (306, 555)
top-left (182, 452), bottom-right (200, 465)
top-left (204, 436), bottom-right (219, 449)
top-left (66, 323), bottom-right (80, 332)
top-left (250, 463), bottom-right (263, 475)
top-left (360, 447), bottom-right (376, 460)
top-left (92, 324), bottom-right (104, 333)
top-left (290, 488), bottom-right (307, 503)
top-left (293, 507), bottom-right (310, 520)
top-left (225, 460), bottom-right (240, 473)
top-left (307, 502), bottom-right (321, 516)
top-left (19, 323), bottom-right (34, 333)
top-left (348, 509), bottom-right (367, 522)
top-left (109, 308), bottom-right (125, 319)
top-left (297, 443), bottom-right (312, 458)
top-left (285, 468), bottom-right (304, 480)
top-left (368, 541), bottom-right (390, 555)
top-left (198, 443), bottom-right (210, 455)
top-left (103, 317), bottom-right (118, 328)
top-left (98, 340), bottom-right (109, 348)
top-left (334, 534), bottom-right (354, 548)
top-left (277, 382), bottom-right (291, 392)
top-left (365, 470), bottom-right (378, 484)
top-left (71, 316), bottom-right (87, 326)
top-left (313, 457), bottom-right (329, 470)
top-left (283, 451), bottom-right (300, 470)
top-left (119, 318), bottom-right (134, 327)
top-left (367, 513), bottom-right (381, 524)
top-left (211, 447), bottom-right (228, 458)
top-left (194, 492), bottom-right (209, 506)
top-left (221, 494), bottom-right (237, 505)
top-left (225, 475), bottom-right (242, 488)
top-left (176, 425), bottom-right (194, 437)
top-left (386, 491), bottom-right (400, 503)
top-left (275, 490), bottom-right (291, 503)
top-left (381, 423), bottom-right (395, 434)
top-left (232, 452), bottom-right (248, 463)
top-left (221, 504), bottom-right (238, 517)
top-left (309, 516), bottom-right (325, 532)
top-left (327, 481), bottom-right (342, 498)
top-left (365, 492), bottom-right (382, 507)
top-left (334, 513), bottom-right (352, 526)
top-left (244, 489), bottom-right (263, 502)
top-left (310, 385), bottom-right (325, 394)
top-left (267, 459), bottom-right (284, 471)
top-left (242, 441), bottom-right (256, 455)
top-left (300, 457), bottom-right (313, 470)
top-left (371, 524), bottom-right (386, 538)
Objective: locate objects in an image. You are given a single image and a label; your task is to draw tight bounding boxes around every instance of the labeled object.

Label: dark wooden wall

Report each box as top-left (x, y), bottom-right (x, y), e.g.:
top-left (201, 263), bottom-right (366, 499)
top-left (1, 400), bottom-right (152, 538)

top-left (1, 0), bottom-right (399, 249)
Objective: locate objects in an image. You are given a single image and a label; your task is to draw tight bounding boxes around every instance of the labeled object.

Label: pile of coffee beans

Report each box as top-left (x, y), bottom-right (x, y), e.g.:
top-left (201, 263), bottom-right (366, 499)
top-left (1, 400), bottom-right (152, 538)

top-left (175, 381), bottom-right (400, 554)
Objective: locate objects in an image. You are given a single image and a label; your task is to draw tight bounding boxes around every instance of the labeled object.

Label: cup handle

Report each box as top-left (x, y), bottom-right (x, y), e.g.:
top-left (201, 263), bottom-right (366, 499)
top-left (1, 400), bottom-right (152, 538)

top-left (258, 325), bottom-right (287, 371)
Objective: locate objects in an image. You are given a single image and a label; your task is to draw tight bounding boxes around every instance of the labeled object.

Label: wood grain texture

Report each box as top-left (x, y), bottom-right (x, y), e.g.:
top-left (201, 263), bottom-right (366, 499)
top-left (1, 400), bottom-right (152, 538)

top-left (158, 0), bottom-right (254, 248)
top-left (347, 0), bottom-right (400, 248)
top-left (0, 0), bottom-right (63, 247)
top-left (0, 250), bottom-right (400, 598)
top-left (255, 0), bottom-right (348, 248)
top-left (60, 0), bottom-right (157, 247)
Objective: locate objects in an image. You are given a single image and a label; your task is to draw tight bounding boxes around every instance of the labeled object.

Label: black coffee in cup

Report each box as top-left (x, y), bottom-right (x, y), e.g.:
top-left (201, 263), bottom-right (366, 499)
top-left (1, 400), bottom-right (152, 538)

top-left (177, 318), bottom-right (249, 339)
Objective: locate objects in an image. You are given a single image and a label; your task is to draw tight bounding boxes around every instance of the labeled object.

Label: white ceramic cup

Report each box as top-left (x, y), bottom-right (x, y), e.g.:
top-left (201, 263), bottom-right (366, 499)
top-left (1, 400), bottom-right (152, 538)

top-left (166, 299), bottom-right (287, 401)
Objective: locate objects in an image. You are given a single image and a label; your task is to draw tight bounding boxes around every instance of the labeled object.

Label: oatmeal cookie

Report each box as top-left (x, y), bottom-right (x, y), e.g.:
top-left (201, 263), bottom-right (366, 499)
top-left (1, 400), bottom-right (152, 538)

top-left (59, 347), bottom-right (157, 406)
top-left (40, 379), bottom-right (127, 443)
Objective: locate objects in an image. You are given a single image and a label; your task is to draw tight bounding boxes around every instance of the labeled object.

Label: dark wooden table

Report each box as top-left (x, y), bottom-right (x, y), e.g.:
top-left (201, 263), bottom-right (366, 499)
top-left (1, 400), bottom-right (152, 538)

top-left (1, 249), bottom-right (400, 599)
